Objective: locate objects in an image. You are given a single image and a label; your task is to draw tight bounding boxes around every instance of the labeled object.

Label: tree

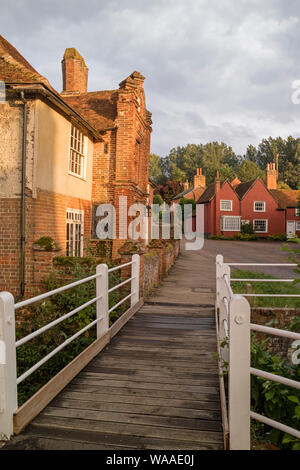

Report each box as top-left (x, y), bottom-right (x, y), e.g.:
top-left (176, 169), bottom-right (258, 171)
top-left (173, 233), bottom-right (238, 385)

top-left (157, 180), bottom-right (184, 205)
top-left (237, 160), bottom-right (264, 182)
top-left (149, 154), bottom-right (166, 185)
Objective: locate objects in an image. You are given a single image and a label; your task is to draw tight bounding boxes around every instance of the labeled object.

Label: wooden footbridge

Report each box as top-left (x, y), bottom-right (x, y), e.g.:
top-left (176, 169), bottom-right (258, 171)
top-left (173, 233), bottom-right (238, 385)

top-left (2, 242), bottom-right (299, 450)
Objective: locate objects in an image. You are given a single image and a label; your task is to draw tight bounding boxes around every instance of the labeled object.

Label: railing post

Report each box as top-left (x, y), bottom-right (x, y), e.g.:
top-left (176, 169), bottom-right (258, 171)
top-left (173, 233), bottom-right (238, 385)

top-left (0, 292), bottom-right (17, 439)
top-left (131, 254), bottom-right (140, 307)
top-left (96, 264), bottom-right (109, 338)
top-left (216, 254), bottom-right (223, 311)
top-left (228, 295), bottom-right (251, 450)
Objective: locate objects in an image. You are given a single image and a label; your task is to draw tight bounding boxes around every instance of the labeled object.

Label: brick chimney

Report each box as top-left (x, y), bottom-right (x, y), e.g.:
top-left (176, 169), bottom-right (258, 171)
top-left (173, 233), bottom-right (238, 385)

top-left (265, 162), bottom-right (277, 190)
top-left (61, 48), bottom-right (88, 95)
top-left (183, 180), bottom-right (189, 191)
top-left (193, 168), bottom-right (206, 188)
top-left (215, 170), bottom-right (221, 193)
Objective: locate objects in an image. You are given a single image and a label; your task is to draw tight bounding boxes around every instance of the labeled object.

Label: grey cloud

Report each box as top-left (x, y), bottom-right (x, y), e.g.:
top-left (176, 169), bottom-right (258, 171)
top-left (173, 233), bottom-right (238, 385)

top-left (1, 0), bottom-right (300, 156)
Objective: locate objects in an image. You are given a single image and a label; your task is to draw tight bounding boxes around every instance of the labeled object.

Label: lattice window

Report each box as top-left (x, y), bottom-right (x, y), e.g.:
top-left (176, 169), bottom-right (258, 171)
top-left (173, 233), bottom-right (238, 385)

top-left (220, 200), bottom-right (232, 211)
top-left (254, 201), bottom-right (266, 212)
top-left (253, 219), bottom-right (268, 233)
top-left (66, 209), bottom-right (84, 257)
top-left (69, 125), bottom-right (86, 178)
top-left (220, 216), bottom-right (241, 231)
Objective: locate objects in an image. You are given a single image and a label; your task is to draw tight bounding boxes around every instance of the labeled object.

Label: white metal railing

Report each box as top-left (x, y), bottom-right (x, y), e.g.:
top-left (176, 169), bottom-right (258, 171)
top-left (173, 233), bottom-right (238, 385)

top-left (0, 254), bottom-right (140, 439)
top-left (216, 254), bottom-right (300, 450)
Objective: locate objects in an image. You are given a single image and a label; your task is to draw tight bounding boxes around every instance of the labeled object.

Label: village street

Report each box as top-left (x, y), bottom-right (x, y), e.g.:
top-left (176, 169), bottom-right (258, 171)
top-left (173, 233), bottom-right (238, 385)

top-left (148, 239), bottom-right (298, 307)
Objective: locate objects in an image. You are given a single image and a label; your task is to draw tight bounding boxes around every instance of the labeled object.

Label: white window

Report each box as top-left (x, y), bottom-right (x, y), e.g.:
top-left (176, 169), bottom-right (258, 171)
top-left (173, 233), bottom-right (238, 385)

top-left (220, 200), bottom-right (232, 211)
top-left (221, 216), bottom-right (241, 231)
top-left (253, 219), bottom-right (268, 233)
top-left (296, 221), bottom-right (300, 231)
top-left (296, 208), bottom-right (300, 216)
top-left (254, 201), bottom-right (266, 212)
top-left (69, 125), bottom-right (87, 179)
top-left (66, 209), bottom-right (84, 257)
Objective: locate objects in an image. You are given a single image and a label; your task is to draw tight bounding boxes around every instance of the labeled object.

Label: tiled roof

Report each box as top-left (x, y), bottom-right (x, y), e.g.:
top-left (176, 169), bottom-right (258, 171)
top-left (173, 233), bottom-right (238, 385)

top-left (197, 184), bottom-right (216, 203)
top-left (234, 180), bottom-right (256, 199)
top-left (172, 187), bottom-right (194, 200)
top-left (270, 189), bottom-right (300, 209)
top-left (0, 35), bottom-right (51, 87)
top-left (62, 90), bottom-right (118, 130)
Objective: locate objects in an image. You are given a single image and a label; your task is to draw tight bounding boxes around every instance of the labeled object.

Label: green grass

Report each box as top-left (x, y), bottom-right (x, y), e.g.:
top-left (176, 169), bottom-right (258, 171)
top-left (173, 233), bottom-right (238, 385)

top-left (231, 270), bottom-right (300, 308)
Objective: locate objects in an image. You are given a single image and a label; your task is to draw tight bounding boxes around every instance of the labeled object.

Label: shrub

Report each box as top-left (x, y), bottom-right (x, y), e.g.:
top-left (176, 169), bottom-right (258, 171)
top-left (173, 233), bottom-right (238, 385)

top-left (251, 336), bottom-right (300, 450)
top-left (16, 257), bottom-right (130, 406)
top-left (241, 221), bottom-right (255, 235)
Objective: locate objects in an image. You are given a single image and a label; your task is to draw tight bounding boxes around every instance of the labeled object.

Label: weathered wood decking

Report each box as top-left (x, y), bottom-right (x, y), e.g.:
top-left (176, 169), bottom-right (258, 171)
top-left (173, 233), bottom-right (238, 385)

top-left (3, 245), bottom-right (223, 450)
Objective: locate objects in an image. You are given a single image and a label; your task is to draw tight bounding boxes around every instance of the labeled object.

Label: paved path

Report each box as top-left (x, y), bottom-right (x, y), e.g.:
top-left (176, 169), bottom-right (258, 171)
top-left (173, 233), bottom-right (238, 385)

top-left (3, 241), bottom-right (224, 450)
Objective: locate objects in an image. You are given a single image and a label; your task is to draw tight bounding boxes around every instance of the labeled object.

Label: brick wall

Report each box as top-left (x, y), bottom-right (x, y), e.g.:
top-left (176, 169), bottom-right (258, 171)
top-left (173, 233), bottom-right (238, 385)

top-left (251, 307), bottom-right (300, 358)
top-left (0, 190), bottom-right (92, 298)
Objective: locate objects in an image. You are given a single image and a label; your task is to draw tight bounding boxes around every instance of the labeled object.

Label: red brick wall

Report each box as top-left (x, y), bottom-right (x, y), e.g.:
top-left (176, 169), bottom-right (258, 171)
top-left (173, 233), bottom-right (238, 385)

top-left (241, 180), bottom-right (285, 235)
top-left (0, 190), bottom-right (92, 298)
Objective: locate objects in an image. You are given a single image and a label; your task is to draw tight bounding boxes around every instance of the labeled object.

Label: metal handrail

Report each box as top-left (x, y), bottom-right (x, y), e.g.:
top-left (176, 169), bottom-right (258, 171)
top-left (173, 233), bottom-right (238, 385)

top-left (231, 279), bottom-right (294, 282)
top-left (15, 272), bottom-right (102, 310)
top-left (16, 294), bottom-right (102, 347)
top-left (17, 316), bottom-right (103, 384)
top-left (217, 255), bottom-right (300, 449)
top-left (250, 323), bottom-right (300, 340)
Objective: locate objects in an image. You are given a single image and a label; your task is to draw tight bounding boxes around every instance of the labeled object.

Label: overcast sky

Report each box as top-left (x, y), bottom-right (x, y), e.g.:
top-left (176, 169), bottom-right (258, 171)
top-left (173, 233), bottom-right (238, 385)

top-left (2, 0), bottom-right (300, 157)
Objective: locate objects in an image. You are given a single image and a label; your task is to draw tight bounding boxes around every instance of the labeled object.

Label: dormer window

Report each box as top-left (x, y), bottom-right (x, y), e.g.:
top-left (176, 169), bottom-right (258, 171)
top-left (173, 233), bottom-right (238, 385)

top-left (69, 124), bottom-right (87, 179)
top-left (220, 200), bottom-right (232, 211)
top-left (254, 201), bottom-right (266, 212)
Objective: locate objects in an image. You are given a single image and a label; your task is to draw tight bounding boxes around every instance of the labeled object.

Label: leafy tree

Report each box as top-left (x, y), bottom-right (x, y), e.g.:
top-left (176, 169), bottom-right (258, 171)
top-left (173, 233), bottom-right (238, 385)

top-left (179, 197), bottom-right (196, 211)
top-left (153, 194), bottom-right (164, 205)
top-left (238, 160), bottom-right (264, 182)
top-left (149, 153), bottom-right (166, 185)
top-left (157, 180), bottom-right (184, 205)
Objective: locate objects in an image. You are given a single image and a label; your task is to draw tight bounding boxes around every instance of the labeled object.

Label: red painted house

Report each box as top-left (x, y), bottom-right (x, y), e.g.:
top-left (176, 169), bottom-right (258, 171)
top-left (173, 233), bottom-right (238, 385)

top-left (197, 164), bottom-right (300, 238)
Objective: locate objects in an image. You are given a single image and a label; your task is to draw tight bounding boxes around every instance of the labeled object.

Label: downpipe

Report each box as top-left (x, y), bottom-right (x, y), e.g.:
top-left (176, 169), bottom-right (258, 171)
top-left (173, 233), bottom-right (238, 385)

top-left (16, 91), bottom-right (27, 301)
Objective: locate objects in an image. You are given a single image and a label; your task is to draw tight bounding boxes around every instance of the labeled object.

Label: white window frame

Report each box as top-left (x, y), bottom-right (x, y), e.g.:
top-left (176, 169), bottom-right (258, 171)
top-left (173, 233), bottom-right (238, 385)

top-left (220, 200), bottom-right (233, 211)
top-left (296, 221), bottom-right (300, 231)
top-left (254, 201), bottom-right (266, 212)
top-left (253, 219), bottom-right (268, 233)
top-left (66, 208), bottom-right (84, 257)
top-left (295, 208), bottom-right (300, 216)
top-left (68, 124), bottom-right (88, 180)
top-left (220, 216), bottom-right (241, 232)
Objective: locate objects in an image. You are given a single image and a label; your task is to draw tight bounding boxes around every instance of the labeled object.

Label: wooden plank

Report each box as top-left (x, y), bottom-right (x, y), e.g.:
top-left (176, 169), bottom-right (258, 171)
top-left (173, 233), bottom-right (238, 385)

top-left (63, 383), bottom-right (220, 401)
top-left (51, 397), bottom-right (221, 420)
top-left (90, 356), bottom-right (218, 371)
top-left (32, 415), bottom-right (223, 444)
top-left (109, 299), bottom-right (143, 338)
top-left (130, 315), bottom-right (215, 325)
top-left (71, 377), bottom-right (219, 394)
top-left (53, 391), bottom-right (221, 410)
top-left (80, 370), bottom-right (219, 387)
top-left (111, 336), bottom-right (217, 349)
top-left (42, 405), bottom-right (222, 432)
top-left (26, 423), bottom-right (223, 450)
top-left (13, 331), bottom-right (110, 435)
top-left (86, 363), bottom-right (219, 378)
